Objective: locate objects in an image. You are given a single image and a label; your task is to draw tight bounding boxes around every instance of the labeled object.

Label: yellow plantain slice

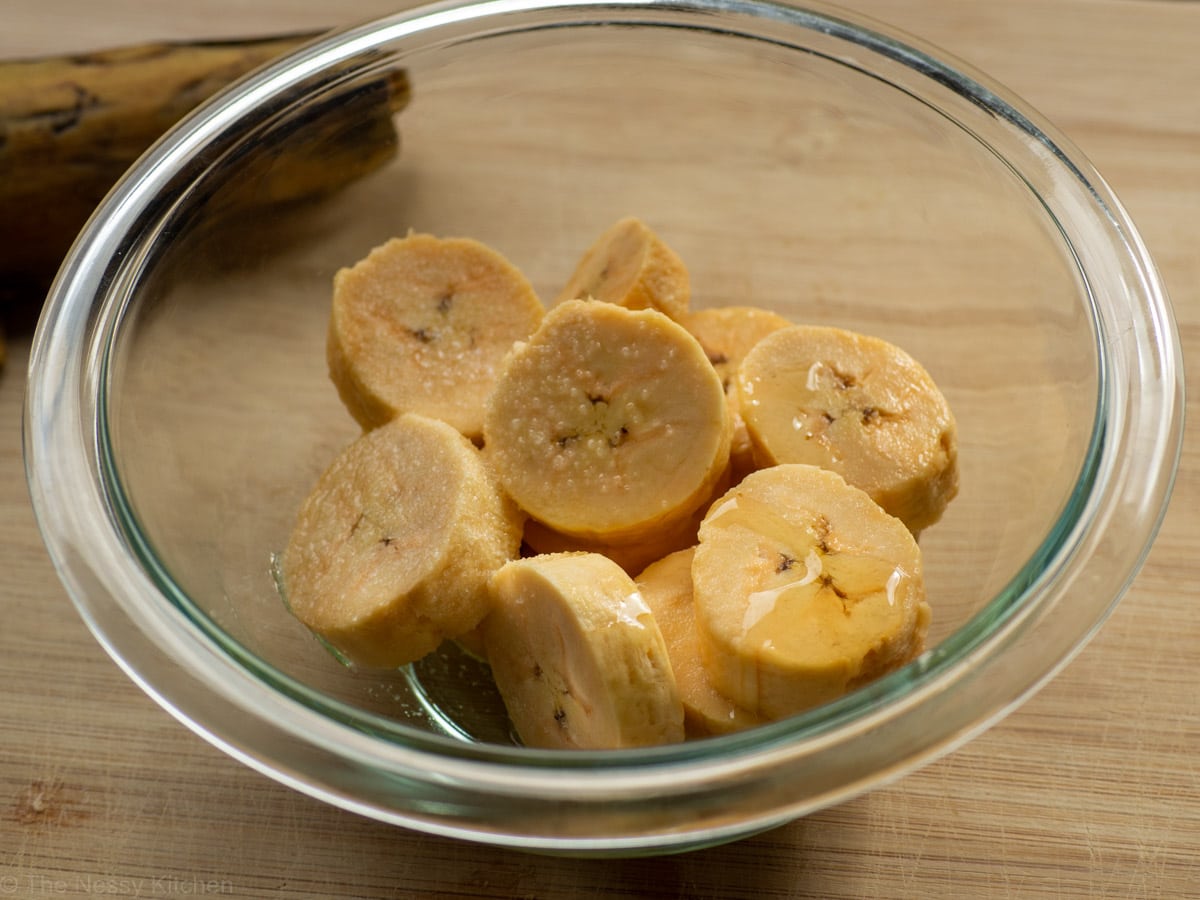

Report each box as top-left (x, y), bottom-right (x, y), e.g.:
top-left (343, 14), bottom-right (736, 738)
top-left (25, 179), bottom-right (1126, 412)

top-left (281, 413), bottom-right (523, 667)
top-left (692, 464), bottom-right (930, 720)
top-left (636, 548), bottom-right (763, 738)
top-left (737, 324), bottom-right (958, 534)
top-left (483, 298), bottom-right (731, 544)
top-left (681, 305), bottom-right (794, 482)
top-left (555, 217), bottom-right (690, 321)
top-left (328, 233), bottom-right (545, 440)
top-left (484, 552), bottom-right (684, 749)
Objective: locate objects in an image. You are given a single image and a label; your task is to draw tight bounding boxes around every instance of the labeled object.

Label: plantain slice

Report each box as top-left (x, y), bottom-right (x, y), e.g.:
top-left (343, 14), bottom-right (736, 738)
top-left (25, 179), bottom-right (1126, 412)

top-left (737, 324), bottom-right (959, 534)
top-left (555, 217), bottom-right (691, 321)
top-left (484, 552), bottom-right (684, 750)
top-left (692, 464), bottom-right (930, 720)
top-left (483, 298), bottom-right (731, 544)
top-left (281, 413), bottom-right (523, 668)
top-left (328, 232), bottom-right (544, 439)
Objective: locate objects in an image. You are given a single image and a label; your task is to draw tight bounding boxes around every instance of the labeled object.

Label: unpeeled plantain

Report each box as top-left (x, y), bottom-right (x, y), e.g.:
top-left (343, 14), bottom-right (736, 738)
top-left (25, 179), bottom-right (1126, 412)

top-left (0, 33), bottom-right (411, 311)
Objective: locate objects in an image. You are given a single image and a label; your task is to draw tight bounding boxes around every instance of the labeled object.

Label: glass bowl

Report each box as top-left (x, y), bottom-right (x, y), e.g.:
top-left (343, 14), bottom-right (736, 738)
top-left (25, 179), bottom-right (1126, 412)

top-left (24, 0), bottom-right (1184, 855)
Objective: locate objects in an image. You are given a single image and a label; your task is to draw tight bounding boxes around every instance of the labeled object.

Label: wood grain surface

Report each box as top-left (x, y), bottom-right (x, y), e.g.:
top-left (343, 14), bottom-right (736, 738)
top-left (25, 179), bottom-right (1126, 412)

top-left (1, 1), bottom-right (1197, 897)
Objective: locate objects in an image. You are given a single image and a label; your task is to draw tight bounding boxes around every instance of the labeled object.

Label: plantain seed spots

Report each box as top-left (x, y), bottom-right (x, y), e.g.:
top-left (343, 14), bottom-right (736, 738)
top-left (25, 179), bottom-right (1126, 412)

top-left (815, 515), bottom-right (834, 553)
top-left (531, 663), bottom-right (543, 680)
top-left (553, 707), bottom-right (568, 728)
top-left (830, 367), bottom-right (857, 389)
top-left (776, 553), bottom-right (797, 573)
top-left (608, 426), bottom-right (629, 448)
top-left (380, 535), bottom-right (395, 548)
top-left (820, 574), bottom-right (849, 602)
top-left (555, 432), bottom-right (580, 448)
top-left (586, 391), bottom-right (608, 405)
top-left (821, 411), bottom-right (836, 425)
top-left (408, 326), bottom-right (435, 343)
top-left (436, 291), bottom-right (454, 314)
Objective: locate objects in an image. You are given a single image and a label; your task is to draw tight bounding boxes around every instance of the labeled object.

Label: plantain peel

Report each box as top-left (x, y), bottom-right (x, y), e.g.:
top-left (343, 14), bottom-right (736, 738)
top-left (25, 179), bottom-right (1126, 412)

top-left (0, 34), bottom-right (411, 306)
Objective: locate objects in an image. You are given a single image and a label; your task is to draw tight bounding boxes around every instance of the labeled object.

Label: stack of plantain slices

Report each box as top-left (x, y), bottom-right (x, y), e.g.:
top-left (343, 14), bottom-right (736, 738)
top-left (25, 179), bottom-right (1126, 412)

top-left (281, 217), bottom-right (960, 749)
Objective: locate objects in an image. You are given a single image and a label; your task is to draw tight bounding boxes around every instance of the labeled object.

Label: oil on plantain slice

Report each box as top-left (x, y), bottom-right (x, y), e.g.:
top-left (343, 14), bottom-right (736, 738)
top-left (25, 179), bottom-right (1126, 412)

top-left (484, 552), bottom-right (684, 750)
top-left (328, 232), bottom-right (545, 440)
top-left (555, 217), bottom-right (691, 321)
top-left (636, 548), bottom-right (763, 738)
top-left (692, 464), bottom-right (930, 721)
top-left (737, 324), bottom-right (958, 534)
top-left (484, 298), bottom-right (731, 544)
top-left (281, 413), bottom-right (523, 668)
top-left (681, 305), bottom-right (794, 482)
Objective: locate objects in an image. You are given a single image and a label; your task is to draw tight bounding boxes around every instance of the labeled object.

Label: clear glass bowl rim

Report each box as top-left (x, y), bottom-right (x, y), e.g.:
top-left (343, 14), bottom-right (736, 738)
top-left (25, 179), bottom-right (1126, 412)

top-left (23, 0), bottom-right (1185, 851)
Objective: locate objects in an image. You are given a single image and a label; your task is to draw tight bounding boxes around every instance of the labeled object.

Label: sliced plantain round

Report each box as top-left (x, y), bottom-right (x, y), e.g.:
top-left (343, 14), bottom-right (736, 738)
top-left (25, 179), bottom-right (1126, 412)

top-left (281, 413), bottom-right (524, 668)
top-left (484, 552), bottom-right (684, 750)
top-left (636, 548), bottom-right (763, 738)
top-left (518, 460), bottom-right (732, 577)
top-left (692, 464), bottom-right (931, 721)
top-left (681, 305), bottom-right (794, 482)
top-left (520, 515), bottom-right (698, 579)
top-left (483, 298), bottom-right (731, 544)
top-left (737, 324), bottom-right (958, 534)
top-left (555, 216), bottom-right (691, 321)
top-left (327, 232), bottom-right (545, 440)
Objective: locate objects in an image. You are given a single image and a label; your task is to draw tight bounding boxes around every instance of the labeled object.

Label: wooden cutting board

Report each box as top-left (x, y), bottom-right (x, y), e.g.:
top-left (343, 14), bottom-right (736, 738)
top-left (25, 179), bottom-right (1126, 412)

top-left (1, 1), bottom-right (1196, 897)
